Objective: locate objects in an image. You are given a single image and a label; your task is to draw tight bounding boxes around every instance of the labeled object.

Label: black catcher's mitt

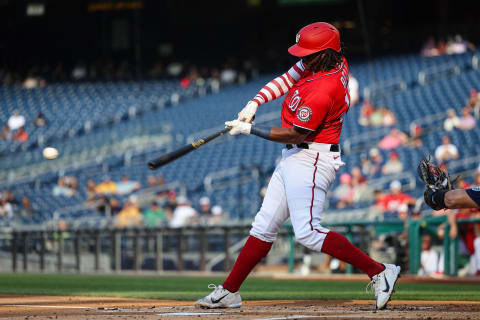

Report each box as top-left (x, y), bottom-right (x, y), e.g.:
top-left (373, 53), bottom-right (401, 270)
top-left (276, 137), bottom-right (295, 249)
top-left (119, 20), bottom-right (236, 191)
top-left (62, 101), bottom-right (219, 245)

top-left (417, 156), bottom-right (458, 210)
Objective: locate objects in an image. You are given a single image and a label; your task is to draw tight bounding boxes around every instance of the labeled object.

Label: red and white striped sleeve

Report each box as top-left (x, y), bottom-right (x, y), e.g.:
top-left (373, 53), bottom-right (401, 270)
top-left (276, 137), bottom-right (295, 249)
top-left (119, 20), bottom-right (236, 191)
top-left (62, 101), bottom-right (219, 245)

top-left (251, 60), bottom-right (311, 106)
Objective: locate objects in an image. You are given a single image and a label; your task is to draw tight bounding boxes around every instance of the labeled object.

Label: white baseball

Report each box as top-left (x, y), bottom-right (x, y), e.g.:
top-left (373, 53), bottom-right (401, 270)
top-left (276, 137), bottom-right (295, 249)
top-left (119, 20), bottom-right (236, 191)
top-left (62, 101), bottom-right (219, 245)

top-left (43, 147), bottom-right (59, 160)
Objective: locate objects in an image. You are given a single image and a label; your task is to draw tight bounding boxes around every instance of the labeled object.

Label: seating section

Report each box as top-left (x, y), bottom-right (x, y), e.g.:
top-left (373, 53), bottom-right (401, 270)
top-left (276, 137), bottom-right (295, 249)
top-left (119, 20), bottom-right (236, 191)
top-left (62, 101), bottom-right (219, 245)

top-left (0, 80), bottom-right (205, 155)
top-left (1, 50), bottom-right (480, 224)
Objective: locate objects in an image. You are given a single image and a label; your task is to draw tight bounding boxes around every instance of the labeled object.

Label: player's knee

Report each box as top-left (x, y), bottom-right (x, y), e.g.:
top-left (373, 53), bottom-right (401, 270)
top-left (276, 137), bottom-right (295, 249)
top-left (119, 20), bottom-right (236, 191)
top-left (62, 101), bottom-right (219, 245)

top-left (249, 228), bottom-right (277, 243)
top-left (296, 234), bottom-right (316, 250)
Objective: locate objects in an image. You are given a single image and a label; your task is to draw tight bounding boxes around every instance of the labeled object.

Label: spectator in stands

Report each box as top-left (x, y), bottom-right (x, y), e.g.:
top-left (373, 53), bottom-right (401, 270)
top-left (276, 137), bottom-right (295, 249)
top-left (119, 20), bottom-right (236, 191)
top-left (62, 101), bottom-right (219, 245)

top-left (116, 175), bottom-right (141, 195)
top-left (418, 234), bottom-right (440, 276)
top-left (85, 179), bottom-right (96, 204)
top-left (0, 199), bottom-right (13, 219)
top-left (358, 100), bottom-right (374, 126)
top-left (467, 89), bottom-right (480, 118)
top-left (474, 170), bottom-right (480, 186)
top-left (351, 167), bottom-right (371, 202)
top-left (443, 109), bottom-right (460, 131)
top-left (143, 201), bottom-right (167, 227)
top-left (351, 167), bottom-right (367, 185)
top-left (4, 190), bottom-right (19, 207)
top-left (19, 196), bottom-right (34, 218)
top-left (13, 127), bottom-right (28, 142)
top-left (455, 176), bottom-right (470, 190)
top-left (209, 205), bottom-right (225, 225)
top-left (198, 196), bottom-right (212, 225)
top-left (380, 107), bottom-right (396, 126)
top-left (53, 177), bottom-right (74, 197)
top-left (107, 198), bottom-right (122, 217)
top-left (435, 135), bottom-right (459, 162)
top-left (61, 176), bottom-right (78, 196)
top-left (164, 190), bottom-right (178, 215)
top-left (447, 35), bottom-right (475, 55)
top-left (33, 113), bottom-right (47, 127)
top-left (331, 173), bottom-right (354, 208)
top-left (366, 148), bottom-right (383, 177)
top-left (115, 195), bottom-right (142, 227)
top-left (378, 128), bottom-right (408, 150)
top-left (95, 176), bottom-right (117, 195)
top-left (8, 110), bottom-right (25, 131)
top-left (0, 125), bottom-right (12, 140)
top-left (371, 189), bottom-right (387, 215)
top-left (169, 196), bottom-right (197, 228)
top-left (220, 64), bottom-right (237, 84)
top-left (408, 122), bottom-right (423, 148)
top-left (348, 74), bottom-right (359, 106)
top-left (369, 107), bottom-right (384, 126)
top-left (457, 107), bottom-right (476, 130)
top-left (421, 36), bottom-right (439, 57)
top-left (382, 151), bottom-right (403, 175)
top-left (378, 180), bottom-right (415, 219)
top-left (147, 175), bottom-right (165, 188)
top-left (22, 73), bottom-right (44, 89)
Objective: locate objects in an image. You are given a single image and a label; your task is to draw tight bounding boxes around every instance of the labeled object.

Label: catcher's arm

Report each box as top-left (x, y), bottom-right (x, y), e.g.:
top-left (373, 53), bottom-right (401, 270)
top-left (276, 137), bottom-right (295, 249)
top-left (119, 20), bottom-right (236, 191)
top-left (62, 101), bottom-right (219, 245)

top-left (416, 156), bottom-right (480, 210)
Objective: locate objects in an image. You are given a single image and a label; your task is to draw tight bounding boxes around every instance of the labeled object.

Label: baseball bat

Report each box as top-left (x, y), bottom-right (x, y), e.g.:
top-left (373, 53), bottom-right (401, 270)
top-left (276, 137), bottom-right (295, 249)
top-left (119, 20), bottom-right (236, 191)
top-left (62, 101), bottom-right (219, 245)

top-left (148, 127), bottom-right (230, 170)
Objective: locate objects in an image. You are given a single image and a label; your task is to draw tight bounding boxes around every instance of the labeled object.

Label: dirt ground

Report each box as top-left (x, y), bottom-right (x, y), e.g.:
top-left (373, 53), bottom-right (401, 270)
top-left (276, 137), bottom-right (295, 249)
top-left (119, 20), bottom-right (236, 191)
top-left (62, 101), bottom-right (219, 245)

top-left (1, 295), bottom-right (480, 320)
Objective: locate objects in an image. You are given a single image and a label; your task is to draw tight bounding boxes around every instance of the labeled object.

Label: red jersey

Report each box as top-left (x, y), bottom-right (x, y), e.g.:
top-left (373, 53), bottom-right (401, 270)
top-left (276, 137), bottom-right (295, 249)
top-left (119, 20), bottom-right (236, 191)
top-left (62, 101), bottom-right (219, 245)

top-left (281, 57), bottom-right (350, 144)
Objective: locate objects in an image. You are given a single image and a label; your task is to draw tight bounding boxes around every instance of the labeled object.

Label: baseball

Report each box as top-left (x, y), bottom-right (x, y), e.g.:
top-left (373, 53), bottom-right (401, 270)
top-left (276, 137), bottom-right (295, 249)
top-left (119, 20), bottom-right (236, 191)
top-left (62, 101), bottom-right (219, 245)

top-left (43, 147), bottom-right (59, 160)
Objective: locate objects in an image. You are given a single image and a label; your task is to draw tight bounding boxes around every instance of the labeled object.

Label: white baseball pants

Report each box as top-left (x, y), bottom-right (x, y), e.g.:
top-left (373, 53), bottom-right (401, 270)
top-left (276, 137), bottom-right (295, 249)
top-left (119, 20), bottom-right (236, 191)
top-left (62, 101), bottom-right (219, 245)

top-left (250, 146), bottom-right (344, 251)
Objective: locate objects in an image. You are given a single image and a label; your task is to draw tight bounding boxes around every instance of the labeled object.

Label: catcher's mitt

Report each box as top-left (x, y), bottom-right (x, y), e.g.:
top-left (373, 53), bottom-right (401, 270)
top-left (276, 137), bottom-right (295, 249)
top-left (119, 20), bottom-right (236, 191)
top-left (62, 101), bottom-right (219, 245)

top-left (417, 156), bottom-right (458, 210)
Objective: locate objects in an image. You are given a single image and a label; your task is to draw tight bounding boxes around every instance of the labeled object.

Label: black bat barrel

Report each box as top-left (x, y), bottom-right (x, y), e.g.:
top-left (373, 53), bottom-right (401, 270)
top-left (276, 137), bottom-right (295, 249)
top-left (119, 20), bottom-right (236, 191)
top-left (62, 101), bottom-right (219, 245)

top-left (148, 127), bottom-right (230, 170)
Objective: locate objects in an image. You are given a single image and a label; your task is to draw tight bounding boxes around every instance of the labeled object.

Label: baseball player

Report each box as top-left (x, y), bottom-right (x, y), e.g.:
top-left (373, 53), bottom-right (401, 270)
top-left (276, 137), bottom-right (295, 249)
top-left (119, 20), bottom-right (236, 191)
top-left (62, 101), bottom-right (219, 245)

top-left (195, 22), bottom-right (400, 310)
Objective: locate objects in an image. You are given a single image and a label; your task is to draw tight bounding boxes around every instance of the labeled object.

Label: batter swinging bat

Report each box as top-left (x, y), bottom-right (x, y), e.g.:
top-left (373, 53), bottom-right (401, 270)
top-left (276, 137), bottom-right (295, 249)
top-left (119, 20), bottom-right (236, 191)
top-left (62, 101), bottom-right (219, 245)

top-left (148, 127), bottom-right (230, 170)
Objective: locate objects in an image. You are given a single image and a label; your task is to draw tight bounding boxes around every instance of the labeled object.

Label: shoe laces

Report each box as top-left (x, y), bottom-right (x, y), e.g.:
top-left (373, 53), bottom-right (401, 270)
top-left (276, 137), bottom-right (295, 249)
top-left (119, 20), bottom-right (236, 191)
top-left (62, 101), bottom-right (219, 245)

top-left (366, 275), bottom-right (379, 296)
top-left (208, 284), bottom-right (218, 290)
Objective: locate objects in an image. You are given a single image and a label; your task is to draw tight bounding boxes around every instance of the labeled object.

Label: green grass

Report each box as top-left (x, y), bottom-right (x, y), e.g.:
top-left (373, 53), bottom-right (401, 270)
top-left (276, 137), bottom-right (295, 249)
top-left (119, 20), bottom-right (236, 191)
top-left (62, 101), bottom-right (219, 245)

top-left (0, 273), bottom-right (478, 301)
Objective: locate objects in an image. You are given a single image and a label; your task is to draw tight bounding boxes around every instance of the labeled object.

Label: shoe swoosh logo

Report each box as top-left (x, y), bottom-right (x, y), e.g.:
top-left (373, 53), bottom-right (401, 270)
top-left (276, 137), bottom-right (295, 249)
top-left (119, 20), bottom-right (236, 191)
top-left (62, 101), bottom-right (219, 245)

top-left (382, 274), bottom-right (390, 293)
top-left (211, 293), bottom-right (229, 304)
top-left (333, 156), bottom-right (340, 160)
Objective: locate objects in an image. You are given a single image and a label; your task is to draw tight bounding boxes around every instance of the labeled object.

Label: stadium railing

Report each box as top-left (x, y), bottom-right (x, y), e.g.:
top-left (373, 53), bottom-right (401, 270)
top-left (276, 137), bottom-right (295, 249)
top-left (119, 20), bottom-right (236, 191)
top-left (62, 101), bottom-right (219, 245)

top-left (3, 216), bottom-right (477, 275)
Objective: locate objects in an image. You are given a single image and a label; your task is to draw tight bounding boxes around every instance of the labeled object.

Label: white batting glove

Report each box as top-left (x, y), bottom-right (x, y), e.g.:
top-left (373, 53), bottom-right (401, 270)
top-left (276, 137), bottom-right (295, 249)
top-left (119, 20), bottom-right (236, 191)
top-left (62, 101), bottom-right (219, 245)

top-left (225, 120), bottom-right (252, 136)
top-left (238, 101), bottom-right (259, 123)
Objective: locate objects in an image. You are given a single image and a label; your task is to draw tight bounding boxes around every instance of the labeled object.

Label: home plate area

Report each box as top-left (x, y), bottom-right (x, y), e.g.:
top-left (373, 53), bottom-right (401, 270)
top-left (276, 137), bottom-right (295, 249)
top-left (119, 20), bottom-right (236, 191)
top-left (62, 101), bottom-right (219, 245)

top-left (1, 296), bottom-right (480, 320)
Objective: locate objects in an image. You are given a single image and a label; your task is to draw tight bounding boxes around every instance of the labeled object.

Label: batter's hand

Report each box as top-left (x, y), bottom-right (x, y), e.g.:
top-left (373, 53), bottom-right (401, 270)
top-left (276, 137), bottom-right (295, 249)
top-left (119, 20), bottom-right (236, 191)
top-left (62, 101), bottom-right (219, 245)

top-left (238, 101), bottom-right (259, 123)
top-left (225, 120), bottom-right (252, 136)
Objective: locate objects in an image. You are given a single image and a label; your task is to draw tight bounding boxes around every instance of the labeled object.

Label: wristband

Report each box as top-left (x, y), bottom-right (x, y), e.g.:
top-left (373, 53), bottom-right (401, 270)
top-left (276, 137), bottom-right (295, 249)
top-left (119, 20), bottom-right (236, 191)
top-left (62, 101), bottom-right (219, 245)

top-left (432, 189), bottom-right (448, 209)
top-left (250, 125), bottom-right (272, 140)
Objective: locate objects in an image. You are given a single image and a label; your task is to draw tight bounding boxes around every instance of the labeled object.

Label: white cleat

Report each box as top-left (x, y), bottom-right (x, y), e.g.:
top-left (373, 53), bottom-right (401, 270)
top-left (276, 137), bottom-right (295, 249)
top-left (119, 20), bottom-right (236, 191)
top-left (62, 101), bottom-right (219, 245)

top-left (194, 284), bottom-right (242, 309)
top-left (367, 263), bottom-right (401, 310)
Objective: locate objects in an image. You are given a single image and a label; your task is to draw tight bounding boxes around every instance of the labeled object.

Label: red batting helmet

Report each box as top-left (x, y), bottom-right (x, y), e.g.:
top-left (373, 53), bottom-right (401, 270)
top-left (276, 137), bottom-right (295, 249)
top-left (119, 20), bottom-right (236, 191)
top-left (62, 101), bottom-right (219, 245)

top-left (288, 22), bottom-right (341, 57)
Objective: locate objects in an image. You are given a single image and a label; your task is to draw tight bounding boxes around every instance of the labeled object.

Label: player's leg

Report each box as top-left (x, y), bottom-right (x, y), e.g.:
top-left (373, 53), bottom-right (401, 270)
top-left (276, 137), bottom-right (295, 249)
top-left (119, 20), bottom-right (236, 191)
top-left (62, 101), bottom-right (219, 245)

top-left (221, 165), bottom-right (289, 292)
top-left (195, 165), bottom-right (289, 308)
top-left (282, 150), bottom-right (399, 309)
